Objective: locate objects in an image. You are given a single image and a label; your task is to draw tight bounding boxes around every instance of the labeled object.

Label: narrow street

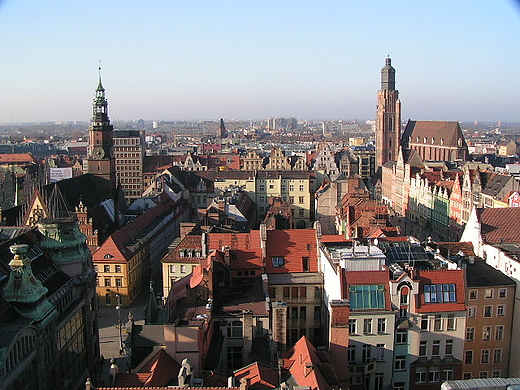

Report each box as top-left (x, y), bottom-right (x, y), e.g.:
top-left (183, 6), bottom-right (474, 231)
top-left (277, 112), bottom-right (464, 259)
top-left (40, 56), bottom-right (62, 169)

top-left (97, 292), bottom-right (150, 385)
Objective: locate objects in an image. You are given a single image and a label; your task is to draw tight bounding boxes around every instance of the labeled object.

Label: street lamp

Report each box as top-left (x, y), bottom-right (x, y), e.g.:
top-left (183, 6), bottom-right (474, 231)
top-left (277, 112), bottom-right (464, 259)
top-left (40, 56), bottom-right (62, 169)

top-left (115, 294), bottom-right (123, 354)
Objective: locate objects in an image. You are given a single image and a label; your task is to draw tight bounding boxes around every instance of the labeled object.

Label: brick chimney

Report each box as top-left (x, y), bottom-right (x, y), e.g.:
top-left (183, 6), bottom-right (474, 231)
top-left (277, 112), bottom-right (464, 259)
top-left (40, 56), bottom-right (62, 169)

top-left (329, 300), bottom-right (350, 384)
top-left (260, 223), bottom-right (267, 267)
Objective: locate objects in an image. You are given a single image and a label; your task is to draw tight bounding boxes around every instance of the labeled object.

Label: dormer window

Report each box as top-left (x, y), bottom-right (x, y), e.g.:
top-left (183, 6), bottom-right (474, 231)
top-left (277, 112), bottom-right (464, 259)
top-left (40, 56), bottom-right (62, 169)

top-left (104, 254), bottom-right (114, 259)
top-left (272, 256), bottom-right (285, 267)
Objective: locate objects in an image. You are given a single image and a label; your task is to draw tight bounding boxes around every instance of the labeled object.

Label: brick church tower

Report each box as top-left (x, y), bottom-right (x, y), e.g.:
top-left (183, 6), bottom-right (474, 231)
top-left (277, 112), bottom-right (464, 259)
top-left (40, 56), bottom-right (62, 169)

top-left (375, 57), bottom-right (401, 168)
top-left (85, 68), bottom-right (117, 192)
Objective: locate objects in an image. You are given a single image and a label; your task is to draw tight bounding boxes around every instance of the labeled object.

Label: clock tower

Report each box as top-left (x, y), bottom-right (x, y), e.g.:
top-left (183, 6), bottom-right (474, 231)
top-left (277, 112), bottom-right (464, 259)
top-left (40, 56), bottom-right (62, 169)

top-left (86, 68), bottom-right (117, 191)
top-left (375, 57), bottom-right (401, 169)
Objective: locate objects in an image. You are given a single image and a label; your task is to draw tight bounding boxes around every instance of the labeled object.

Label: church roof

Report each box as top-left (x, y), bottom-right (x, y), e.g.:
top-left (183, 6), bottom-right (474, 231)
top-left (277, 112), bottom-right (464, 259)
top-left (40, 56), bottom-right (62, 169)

top-left (402, 120), bottom-right (466, 148)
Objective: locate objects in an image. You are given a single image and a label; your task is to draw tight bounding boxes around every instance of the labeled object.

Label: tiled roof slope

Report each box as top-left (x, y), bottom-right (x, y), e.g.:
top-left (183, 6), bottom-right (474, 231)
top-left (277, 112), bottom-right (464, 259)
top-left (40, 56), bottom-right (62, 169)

top-left (282, 336), bottom-right (338, 390)
top-left (265, 229), bottom-right (318, 273)
top-left (415, 269), bottom-right (466, 313)
top-left (478, 207), bottom-right (520, 244)
top-left (234, 362), bottom-right (278, 389)
top-left (208, 231), bottom-right (263, 269)
top-left (402, 120), bottom-right (466, 148)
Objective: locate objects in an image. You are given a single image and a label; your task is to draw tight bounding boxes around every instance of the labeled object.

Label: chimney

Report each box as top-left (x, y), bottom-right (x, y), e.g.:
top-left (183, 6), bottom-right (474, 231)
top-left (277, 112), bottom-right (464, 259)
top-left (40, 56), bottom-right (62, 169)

top-left (224, 246), bottom-right (231, 265)
top-left (329, 300), bottom-right (350, 383)
top-left (201, 232), bottom-right (207, 258)
top-left (260, 223), bottom-right (267, 267)
top-left (239, 377), bottom-right (248, 390)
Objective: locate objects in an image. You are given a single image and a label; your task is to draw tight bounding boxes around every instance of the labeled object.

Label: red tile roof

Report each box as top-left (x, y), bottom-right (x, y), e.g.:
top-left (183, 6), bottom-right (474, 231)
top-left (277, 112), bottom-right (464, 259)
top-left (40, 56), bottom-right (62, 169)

top-left (478, 207), bottom-right (520, 244)
top-left (0, 153), bottom-right (35, 164)
top-left (265, 229), bottom-right (318, 273)
top-left (282, 336), bottom-right (337, 390)
top-left (415, 269), bottom-right (466, 313)
top-left (208, 231), bottom-right (264, 269)
top-left (234, 362), bottom-right (278, 389)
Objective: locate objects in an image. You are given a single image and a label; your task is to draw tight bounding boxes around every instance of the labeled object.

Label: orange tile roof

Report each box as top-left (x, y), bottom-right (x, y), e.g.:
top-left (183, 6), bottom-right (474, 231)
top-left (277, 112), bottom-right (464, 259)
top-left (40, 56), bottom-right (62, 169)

top-left (265, 229), bottom-right (318, 273)
top-left (415, 269), bottom-right (466, 313)
top-left (0, 153), bottom-right (35, 163)
top-left (234, 362), bottom-right (278, 389)
top-left (208, 231), bottom-right (264, 269)
top-left (282, 336), bottom-right (337, 390)
top-left (478, 207), bottom-right (520, 244)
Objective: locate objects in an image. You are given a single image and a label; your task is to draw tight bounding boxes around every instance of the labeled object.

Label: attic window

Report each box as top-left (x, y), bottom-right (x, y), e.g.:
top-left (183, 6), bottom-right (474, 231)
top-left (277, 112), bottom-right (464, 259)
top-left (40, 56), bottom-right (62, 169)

top-left (179, 250), bottom-right (185, 257)
top-left (272, 256), bottom-right (285, 267)
top-left (104, 254), bottom-right (114, 259)
top-left (440, 138), bottom-right (444, 145)
top-left (431, 137), bottom-right (435, 144)
top-left (424, 284), bottom-right (456, 303)
top-left (424, 137), bottom-right (427, 144)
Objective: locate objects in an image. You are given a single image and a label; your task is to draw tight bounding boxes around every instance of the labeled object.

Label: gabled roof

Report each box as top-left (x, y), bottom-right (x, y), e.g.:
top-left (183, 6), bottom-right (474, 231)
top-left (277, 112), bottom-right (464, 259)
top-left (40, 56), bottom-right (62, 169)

top-left (402, 120), bottom-right (466, 148)
top-left (282, 336), bottom-right (338, 390)
top-left (478, 207), bottom-right (520, 244)
top-left (234, 362), bottom-right (278, 389)
top-left (208, 231), bottom-right (264, 269)
top-left (0, 153), bottom-right (35, 164)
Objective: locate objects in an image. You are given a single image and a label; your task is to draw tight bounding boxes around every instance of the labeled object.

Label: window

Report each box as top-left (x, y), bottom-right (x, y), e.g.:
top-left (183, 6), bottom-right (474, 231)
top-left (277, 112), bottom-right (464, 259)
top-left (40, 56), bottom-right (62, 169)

top-left (300, 307), bottom-right (306, 319)
top-left (463, 373), bottom-right (472, 380)
top-left (283, 287), bottom-right (290, 298)
top-left (465, 350), bottom-right (473, 364)
top-left (445, 339), bottom-right (453, 356)
top-left (288, 196), bottom-right (294, 203)
top-left (483, 326), bottom-right (491, 341)
top-left (442, 368), bottom-right (454, 381)
top-left (420, 315), bottom-right (429, 330)
top-left (180, 265), bottom-right (186, 273)
top-left (259, 184), bottom-right (265, 191)
top-left (466, 327), bottom-right (475, 342)
top-left (298, 196), bottom-right (305, 204)
top-left (347, 345), bottom-right (356, 363)
top-left (432, 340), bottom-right (440, 356)
top-left (115, 265), bottom-right (121, 273)
top-left (481, 349), bottom-right (490, 364)
top-left (497, 304), bottom-right (505, 317)
top-left (492, 370), bottom-right (501, 378)
top-left (375, 373), bottom-right (384, 390)
top-left (415, 368), bottom-right (427, 384)
top-left (104, 278), bottom-right (111, 287)
top-left (480, 371), bottom-right (488, 379)
top-left (227, 346), bottom-right (243, 370)
top-left (447, 314), bottom-right (456, 330)
top-left (493, 348), bottom-right (502, 363)
top-left (302, 257), bottom-right (309, 272)
top-left (484, 306), bottom-right (493, 318)
top-left (348, 285), bottom-right (385, 309)
top-left (363, 318), bottom-right (372, 334)
top-left (395, 356), bottom-right (406, 371)
top-left (299, 185), bottom-right (304, 191)
top-left (291, 307), bottom-right (298, 320)
top-left (105, 293), bottom-right (111, 305)
top-left (469, 289), bottom-right (478, 299)
top-left (468, 306), bottom-right (476, 318)
top-left (434, 315), bottom-right (443, 331)
top-left (169, 264), bottom-right (175, 273)
top-left (429, 367), bottom-right (440, 383)
top-left (399, 308), bottom-right (408, 318)
top-left (499, 288), bottom-right (507, 298)
top-left (376, 344), bottom-right (385, 361)
top-left (419, 341), bottom-right (427, 357)
top-left (362, 345), bottom-right (371, 363)
top-left (348, 319), bottom-right (357, 335)
top-left (400, 292), bottom-right (409, 305)
top-left (104, 265), bottom-right (110, 273)
top-left (485, 288), bottom-right (494, 299)
top-left (227, 321), bottom-right (243, 338)
top-left (272, 256), bottom-right (285, 267)
top-left (424, 284), bottom-right (456, 303)
top-left (495, 325), bottom-right (504, 341)
top-left (94, 265), bottom-right (98, 273)
top-left (396, 330), bottom-right (408, 344)
top-left (377, 318), bottom-right (386, 333)
top-left (314, 306), bottom-right (321, 320)
top-left (289, 185), bottom-right (294, 192)
top-left (115, 278), bottom-right (122, 287)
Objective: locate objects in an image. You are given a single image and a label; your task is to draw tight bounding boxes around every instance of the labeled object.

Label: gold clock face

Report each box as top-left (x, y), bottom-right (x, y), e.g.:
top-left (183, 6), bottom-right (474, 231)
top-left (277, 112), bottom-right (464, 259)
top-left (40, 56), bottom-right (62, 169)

top-left (93, 147), bottom-right (105, 159)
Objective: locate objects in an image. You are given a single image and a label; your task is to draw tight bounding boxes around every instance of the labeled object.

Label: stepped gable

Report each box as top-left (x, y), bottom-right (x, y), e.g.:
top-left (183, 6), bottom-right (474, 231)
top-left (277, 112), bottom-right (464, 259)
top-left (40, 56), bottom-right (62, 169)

top-left (478, 207), bottom-right (520, 244)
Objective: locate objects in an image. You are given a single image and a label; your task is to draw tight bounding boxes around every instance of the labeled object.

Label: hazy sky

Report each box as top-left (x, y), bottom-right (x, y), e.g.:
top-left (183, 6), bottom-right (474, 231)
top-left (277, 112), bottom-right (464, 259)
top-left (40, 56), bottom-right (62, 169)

top-left (1, 0), bottom-right (519, 123)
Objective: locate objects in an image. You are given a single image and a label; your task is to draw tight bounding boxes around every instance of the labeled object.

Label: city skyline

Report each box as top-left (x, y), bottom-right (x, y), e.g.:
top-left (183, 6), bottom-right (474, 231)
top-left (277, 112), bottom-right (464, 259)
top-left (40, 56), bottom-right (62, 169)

top-left (1, 0), bottom-right (519, 123)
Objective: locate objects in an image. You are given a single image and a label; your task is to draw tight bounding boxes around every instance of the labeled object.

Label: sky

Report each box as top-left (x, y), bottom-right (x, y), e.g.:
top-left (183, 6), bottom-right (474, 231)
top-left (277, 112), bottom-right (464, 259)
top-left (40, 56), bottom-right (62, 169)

top-left (0, 0), bottom-right (519, 123)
